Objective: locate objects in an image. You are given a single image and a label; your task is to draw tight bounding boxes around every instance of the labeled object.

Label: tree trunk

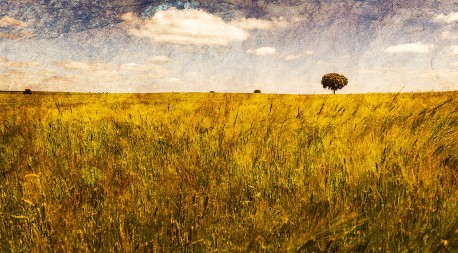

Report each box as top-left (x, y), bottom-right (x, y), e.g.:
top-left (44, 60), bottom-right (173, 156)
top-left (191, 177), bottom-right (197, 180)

top-left (333, 89), bottom-right (336, 94)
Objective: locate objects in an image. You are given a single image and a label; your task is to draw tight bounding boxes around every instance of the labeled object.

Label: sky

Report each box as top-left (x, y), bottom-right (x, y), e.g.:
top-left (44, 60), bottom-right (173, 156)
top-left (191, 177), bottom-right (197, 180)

top-left (0, 0), bottom-right (457, 93)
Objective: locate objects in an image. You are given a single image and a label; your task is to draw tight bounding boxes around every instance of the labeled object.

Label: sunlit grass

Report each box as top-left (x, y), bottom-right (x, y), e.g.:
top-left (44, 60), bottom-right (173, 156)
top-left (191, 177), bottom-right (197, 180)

top-left (0, 91), bottom-right (457, 252)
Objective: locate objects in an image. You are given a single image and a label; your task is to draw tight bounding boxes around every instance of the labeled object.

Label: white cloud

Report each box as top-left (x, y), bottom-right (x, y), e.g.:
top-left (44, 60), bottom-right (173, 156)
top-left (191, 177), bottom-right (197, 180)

top-left (167, 77), bottom-right (181, 83)
top-left (441, 31), bottom-right (457, 40)
top-left (285, 54), bottom-right (300, 61)
top-left (247, 47), bottom-right (277, 56)
top-left (120, 12), bottom-right (137, 23)
top-left (59, 61), bottom-right (113, 71)
top-left (284, 51), bottom-right (313, 61)
top-left (231, 17), bottom-right (288, 30)
top-left (434, 12), bottom-right (458, 23)
top-left (384, 42), bottom-right (435, 54)
top-left (148, 55), bottom-right (172, 63)
top-left (33, 60), bottom-right (174, 92)
top-left (449, 45), bottom-right (458, 55)
top-left (58, 60), bottom-right (170, 75)
top-left (450, 62), bottom-right (458, 67)
top-left (0, 16), bottom-right (28, 27)
top-left (185, 71), bottom-right (199, 76)
top-left (0, 66), bottom-right (64, 91)
top-left (121, 9), bottom-right (248, 46)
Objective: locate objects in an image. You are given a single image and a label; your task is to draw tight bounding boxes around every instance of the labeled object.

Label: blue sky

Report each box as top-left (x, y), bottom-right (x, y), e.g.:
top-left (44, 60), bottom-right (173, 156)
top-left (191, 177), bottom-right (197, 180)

top-left (0, 1), bottom-right (457, 93)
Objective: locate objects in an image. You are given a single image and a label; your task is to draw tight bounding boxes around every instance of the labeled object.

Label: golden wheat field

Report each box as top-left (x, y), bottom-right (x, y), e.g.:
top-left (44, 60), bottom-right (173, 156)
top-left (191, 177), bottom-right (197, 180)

top-left (0, 91), bottom-right (457, 252)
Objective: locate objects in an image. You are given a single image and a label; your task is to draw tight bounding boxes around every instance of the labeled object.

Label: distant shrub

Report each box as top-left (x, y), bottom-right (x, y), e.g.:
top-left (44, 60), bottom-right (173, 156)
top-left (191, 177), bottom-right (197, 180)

top-left (321, 73), bottom-right (348, 94)
top-left (210, 91), bottom-right (215, 93)
top-left (23, 89), bottom-right (33, 94)
top-left (254, 90), bottom-right (261, 93)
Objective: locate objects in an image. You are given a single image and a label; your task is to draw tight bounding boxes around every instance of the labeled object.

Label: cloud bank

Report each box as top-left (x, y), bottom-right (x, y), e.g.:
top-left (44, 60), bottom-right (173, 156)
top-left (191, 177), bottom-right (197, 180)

top-left (121, 9), bottom-right (290, 46)
top-left (122, 9), bottom-right (248, 46)
top-left (285, 55), bottom-right (300, 61)
top-left (247, 47), bottom-right (277, 56)
top-left (450, 45), bottom-right (458, 55)
top-left (434, 12), bottom-right (458, 23)
top-left (230, 17), bottom-right (288, 30)
top-left (384, 42), bottom-right (435, 54)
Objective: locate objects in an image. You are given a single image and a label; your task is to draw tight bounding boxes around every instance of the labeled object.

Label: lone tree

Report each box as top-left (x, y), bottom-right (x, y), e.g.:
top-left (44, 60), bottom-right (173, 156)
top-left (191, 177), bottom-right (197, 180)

top-left (254, 89), bottom-right (262, 93)
top-left (23, 89), bottom-right (33, 94)
top-left (321, 73), bottom-right (348, 94)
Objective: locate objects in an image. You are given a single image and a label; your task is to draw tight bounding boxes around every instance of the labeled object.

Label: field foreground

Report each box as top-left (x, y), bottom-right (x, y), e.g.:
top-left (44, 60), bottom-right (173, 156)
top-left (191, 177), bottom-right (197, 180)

top-left (0, 92), bottom-right (457, 252)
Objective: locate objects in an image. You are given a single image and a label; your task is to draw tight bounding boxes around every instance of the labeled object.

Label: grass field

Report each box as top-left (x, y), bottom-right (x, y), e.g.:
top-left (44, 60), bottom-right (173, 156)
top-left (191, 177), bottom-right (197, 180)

top-left (0, 91), bottom-right (457, 252)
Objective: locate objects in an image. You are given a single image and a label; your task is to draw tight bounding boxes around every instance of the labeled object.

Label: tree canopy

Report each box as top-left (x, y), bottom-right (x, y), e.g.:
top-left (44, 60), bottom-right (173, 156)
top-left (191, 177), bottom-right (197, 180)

top-left (321, 73), bottom-right (348, 94)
